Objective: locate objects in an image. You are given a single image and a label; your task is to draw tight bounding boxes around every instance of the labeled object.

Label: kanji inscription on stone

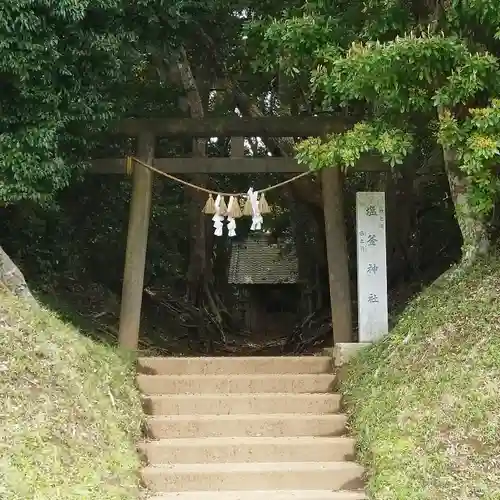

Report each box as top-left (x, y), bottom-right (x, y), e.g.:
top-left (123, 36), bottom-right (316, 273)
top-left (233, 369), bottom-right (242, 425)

top-left (356, 192), bottom-right (389, 342)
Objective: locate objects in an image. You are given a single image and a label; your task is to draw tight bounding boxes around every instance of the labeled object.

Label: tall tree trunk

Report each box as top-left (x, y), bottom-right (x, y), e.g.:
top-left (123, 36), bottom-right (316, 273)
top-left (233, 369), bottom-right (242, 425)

top-left (0, 245), bottom-right (36, 303)
top-left (176, 47), bottom-right (211, 303)
top-left (438, 107), bottom-right (490, 264)
top-left (290, 201), bottom-right (314, 316)
top-left (442, 146), bottom-right (490, 263)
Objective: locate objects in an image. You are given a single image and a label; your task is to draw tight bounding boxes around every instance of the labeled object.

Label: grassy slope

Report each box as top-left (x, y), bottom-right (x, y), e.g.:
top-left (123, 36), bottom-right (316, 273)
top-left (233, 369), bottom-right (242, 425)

top-left (342, 257), bottom-right (500, 500)
top-left (0, 291), bottom-right (143, 500)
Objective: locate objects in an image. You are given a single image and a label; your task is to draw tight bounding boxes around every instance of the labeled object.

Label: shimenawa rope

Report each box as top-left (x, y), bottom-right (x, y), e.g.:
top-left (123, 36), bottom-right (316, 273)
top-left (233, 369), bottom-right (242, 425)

top-left (125, 155), bottom-right (311, 216)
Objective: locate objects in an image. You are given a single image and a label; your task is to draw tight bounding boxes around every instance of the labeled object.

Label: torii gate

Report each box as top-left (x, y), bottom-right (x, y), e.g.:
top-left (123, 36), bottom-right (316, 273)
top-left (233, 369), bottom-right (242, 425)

top-left (91, 115), bottom-right (388, 350)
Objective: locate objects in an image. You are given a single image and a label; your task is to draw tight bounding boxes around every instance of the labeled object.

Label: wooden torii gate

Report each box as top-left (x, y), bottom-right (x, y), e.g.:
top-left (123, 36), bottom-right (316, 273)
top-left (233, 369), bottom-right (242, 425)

top-left (92, 116), bottom-right (388, 350)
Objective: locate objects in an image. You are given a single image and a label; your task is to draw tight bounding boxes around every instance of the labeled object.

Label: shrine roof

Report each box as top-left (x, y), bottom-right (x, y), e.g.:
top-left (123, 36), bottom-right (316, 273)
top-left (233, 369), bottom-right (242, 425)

top-left (228, 234), bottom-right (299, 285)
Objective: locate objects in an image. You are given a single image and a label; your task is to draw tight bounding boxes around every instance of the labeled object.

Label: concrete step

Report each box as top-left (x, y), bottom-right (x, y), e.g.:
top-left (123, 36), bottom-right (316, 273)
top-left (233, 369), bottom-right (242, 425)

top-left (141, 461), bottom-right (365, 492)
top-left (140, 436), bottom-right (356, 464)
top-left (138, 356), bottom-right (333, 376)
top-left (142, 393), bottom-right (342, 416)
top-left (145, 413), bottom-right (348, 439)
top-left (138, 373), bottom-right (336, 395)
top-left (148, 491), bottom-right (367, 500)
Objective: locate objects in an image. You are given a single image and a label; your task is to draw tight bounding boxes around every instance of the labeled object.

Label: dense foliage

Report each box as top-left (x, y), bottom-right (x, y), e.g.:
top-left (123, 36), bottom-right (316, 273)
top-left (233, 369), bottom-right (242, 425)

top-left (247, 0), bottom-right (500, 255)
top-left (0, 0), bottom-right (289, 204)
top-left (0, 0), bottom-right (148, 203)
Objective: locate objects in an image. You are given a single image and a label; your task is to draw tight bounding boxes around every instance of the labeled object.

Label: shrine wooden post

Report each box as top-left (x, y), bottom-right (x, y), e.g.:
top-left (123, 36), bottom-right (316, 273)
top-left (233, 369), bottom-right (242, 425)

top-left (118, 131), bottom-right (155, 349)
top-left (322, 167), bottom-right (353, 343)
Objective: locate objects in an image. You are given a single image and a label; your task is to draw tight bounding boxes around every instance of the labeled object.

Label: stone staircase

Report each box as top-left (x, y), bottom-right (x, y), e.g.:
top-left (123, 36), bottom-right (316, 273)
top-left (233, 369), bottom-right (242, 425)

top-left (137, 356), bottom-right (366, 500)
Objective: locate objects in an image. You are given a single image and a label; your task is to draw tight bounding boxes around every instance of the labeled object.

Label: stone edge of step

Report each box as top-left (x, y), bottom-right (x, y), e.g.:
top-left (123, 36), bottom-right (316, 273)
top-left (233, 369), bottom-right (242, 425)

top-left (137, 373), bottom-right (336, 379)
top-left (141, 461), bottom-right (365, 473)
top-left (146, 492), bottom-right (367, 500)
top-left (138, 435), bottom-right (357, 446)
top-left (141, 392), bottom-right (342, 400)
top-left (145, 412), bottom-right (348, 421)
top-left (137, 356), bottom-right (334, 375)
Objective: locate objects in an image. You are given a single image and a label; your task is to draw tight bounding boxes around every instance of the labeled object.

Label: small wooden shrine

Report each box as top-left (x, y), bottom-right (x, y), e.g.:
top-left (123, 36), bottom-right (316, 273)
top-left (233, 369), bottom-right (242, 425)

top-left (228, 232), bottom-right (300, 335)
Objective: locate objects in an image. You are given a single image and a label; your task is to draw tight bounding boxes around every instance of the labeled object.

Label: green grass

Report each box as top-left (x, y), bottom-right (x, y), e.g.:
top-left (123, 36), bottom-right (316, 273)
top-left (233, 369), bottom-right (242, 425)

top-left (342, 256), bottom-right (500, 500)
top-left (0, 291), bottom-right (143, 500)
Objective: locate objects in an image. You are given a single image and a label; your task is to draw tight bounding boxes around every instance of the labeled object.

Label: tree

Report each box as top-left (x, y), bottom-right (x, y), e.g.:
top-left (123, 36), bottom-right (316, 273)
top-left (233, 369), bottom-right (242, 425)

top-left (0, 0), bottom-right (148, 294)
top-left (0, 0), bottom-right (150, 204)
top-left (246, 0), bottom-right (500, 263)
